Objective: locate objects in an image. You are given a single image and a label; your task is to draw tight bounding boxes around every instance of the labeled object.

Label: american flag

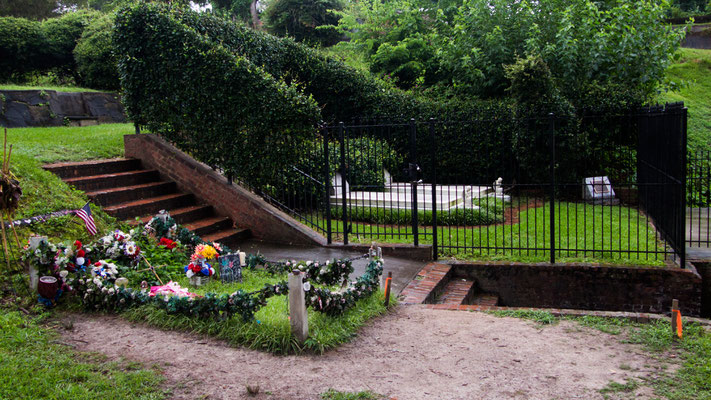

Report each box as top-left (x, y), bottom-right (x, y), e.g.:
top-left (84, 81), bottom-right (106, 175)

top-left (75, 202), bottom-right (97, 235)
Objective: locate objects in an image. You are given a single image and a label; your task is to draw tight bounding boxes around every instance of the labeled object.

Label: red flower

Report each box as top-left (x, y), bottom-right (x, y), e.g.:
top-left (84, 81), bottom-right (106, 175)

top-left (74, 240), bottom-right (82, 249)
top-left (77, 249), bottom-right (85, 257)
top-left (159, 238), bottom-right (177, 250)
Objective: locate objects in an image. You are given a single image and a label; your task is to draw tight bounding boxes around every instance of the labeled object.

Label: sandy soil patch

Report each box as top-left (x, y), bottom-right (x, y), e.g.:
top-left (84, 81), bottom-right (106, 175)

top-left (63, 306), bottom-right (666, 400)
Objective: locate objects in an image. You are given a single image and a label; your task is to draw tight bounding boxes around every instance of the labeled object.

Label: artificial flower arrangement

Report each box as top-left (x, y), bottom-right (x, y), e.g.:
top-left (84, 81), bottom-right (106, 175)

top-left (184, 243), bottom-right (222, 285)
top-left (95, 229), bottom-right (141, 265)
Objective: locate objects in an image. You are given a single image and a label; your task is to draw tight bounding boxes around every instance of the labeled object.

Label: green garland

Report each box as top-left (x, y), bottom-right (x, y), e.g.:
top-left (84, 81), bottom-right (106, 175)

top-left (247, 256), bottom-right (355, 287)
top-left (304, 259), bottom-right (383, 316)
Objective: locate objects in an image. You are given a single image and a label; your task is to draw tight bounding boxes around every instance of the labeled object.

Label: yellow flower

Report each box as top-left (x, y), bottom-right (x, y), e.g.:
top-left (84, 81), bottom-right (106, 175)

top-left (199, 245), bottom-right (218, 260)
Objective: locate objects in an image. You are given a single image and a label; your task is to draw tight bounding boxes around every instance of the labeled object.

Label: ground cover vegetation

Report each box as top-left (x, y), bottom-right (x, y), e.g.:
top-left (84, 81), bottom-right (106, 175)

top-left (489, 310), bottom-right (711, 399)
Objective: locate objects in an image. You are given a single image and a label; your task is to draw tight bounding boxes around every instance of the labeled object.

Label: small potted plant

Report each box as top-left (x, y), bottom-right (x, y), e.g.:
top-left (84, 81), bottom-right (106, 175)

top-left (185, 244), bottom-right (218, 286)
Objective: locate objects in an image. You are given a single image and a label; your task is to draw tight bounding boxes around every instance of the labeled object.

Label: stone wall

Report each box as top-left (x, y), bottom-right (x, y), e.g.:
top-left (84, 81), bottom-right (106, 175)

top-left (452, 261), bottom-right (702, 316)
top-left (124, 134), bottom-right (327, 246)
top-left (0, 90), bottom-right (126, 128)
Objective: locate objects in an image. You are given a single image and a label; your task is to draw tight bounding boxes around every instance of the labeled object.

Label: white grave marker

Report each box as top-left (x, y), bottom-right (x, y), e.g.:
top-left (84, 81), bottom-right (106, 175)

top-left (583, 176), bottom-right (618, 205)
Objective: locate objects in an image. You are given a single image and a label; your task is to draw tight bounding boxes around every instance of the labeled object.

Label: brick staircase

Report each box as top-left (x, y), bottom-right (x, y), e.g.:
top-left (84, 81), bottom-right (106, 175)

top-left (401, 262), bottom-right (499, 307)
top-left (44, 158), bottom-right (250, 246)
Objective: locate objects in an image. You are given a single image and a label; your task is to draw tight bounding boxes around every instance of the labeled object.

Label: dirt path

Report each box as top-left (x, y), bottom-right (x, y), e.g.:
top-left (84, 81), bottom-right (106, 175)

top-left (64, 306), bottom-right (667, 400)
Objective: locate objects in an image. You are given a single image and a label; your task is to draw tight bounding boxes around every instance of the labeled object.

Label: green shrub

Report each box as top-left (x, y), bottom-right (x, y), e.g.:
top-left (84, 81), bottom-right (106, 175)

top-left (114, 3), bottom-right (321, 190)
top-left (74, 14), bottom-right (119, 90)
top-left (0, 10), bottom-right (99, 82)
top-left (263, 0), bottom-right (344, 46)
top-left (330, 203), bottom-right (504, 226)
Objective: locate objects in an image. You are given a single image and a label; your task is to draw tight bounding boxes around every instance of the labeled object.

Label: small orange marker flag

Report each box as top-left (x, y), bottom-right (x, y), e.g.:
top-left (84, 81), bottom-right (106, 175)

top-left (673, 309), bottom-right (683, 339)
top-left (671, 299), bottom-right (682, 340)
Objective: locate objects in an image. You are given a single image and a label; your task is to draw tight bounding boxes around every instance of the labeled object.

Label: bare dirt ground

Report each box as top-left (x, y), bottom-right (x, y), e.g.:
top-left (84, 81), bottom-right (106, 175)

top-left (63, 306), bottom-right (669, 400)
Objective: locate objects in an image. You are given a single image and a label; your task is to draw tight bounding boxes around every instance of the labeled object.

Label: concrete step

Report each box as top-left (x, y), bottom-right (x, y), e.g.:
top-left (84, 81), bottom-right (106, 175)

top-left (183, 216), bottom-right (233, 237)
top-left (470, 293), bottom-right (500, 307)
top-left (86, 181), bottom-right (177, 206)
top-left (44, 158), bottom-right (142, 179)
top-left (437, 279), bottom-right (476, 305)
top-left (202, 227), bottom-right (251, 248)
top-left (64, 169), bottom-right (160, 192)
top-left (131, 204), bottom-right (215, 226)
top-left (104, 193), bottom-right (194, 220)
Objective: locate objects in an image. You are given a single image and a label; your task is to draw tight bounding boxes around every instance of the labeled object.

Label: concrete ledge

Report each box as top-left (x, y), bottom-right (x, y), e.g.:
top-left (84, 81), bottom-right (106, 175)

top-left (124, 134), bottom-right (327, 247)
top-left (329, 242), bottom-right (432, 261)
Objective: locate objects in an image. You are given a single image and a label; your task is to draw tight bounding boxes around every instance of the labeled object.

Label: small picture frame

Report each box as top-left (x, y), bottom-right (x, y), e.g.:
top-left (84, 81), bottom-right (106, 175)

top-left (218, 254), bottom-right (242, 284)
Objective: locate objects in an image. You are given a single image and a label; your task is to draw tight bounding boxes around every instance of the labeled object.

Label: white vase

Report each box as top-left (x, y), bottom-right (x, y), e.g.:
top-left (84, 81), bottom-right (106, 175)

top-left (189, 275), bottom-right (206, 286)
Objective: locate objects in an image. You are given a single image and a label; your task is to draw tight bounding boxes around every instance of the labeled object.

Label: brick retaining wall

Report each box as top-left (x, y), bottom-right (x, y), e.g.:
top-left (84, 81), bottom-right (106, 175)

top-left (124, 134), bottom-right (326, 246)
top-left (452, 262), bottom-right (702, 316)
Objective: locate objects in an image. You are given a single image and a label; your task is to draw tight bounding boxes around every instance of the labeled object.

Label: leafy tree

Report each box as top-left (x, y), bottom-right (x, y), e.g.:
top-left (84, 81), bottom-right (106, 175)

top-left (74, 13), bottom-right (119, 89)
top-left (263, 0), bottom-right (343, 46)
top-left (0, 0), bottom-right (63, 19)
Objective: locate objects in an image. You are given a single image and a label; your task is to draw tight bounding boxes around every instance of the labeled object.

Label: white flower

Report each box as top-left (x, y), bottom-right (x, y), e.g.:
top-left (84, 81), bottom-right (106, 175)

top-left (302, 282), bottom-right (311, 291)
top-left (186, 270), bottom-right (194, 278)
top-left (320, 268), bottom-right (326, 275)
top-left (93, 278), bottom-right (103, 287)
top-left (59, 270), bottom-right (69, 279)
top-left (101, 287), bottom-right (108, 293)
top-left (86, 288), bottom-right (93, 294)
top-left (306, 261), bottom-right (313, 266)
top-left (108, 288), bottom-right (115, 295)
top-left (76, 257), bottom-right (85, 266)
top-left (64, 248), bottom-right (74, 257)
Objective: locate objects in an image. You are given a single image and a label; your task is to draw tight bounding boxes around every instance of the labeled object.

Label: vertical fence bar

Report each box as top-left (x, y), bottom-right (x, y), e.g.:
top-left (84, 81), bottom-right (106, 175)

top-left (410, 118), bottom-right (419, 247)
top-left (680, 108), bottom-right (688, 267)
top-left (339, 122), bottom-right (348, 245)
top-left (549, 113), bottom-right (556, 264)
top-left (323, 126), bottom-right (332, 244)
top-left (430, 118), bottom-right (438, 260)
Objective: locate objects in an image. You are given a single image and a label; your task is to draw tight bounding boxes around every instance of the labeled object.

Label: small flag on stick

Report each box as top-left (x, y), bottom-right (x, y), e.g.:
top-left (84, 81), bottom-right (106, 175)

top-left (75, 202), bottom-right (97, 235)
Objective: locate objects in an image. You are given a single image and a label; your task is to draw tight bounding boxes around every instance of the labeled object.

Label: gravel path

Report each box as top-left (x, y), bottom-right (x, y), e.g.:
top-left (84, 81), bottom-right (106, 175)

top-left (63, 306), bottom-right (666, 400)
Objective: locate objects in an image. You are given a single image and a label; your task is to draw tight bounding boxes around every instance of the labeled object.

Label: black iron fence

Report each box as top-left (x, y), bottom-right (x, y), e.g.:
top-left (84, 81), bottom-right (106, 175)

top-left (259, 105), bottom-right (688, 266)
top-left (687, 148), bottom-right (711, 247)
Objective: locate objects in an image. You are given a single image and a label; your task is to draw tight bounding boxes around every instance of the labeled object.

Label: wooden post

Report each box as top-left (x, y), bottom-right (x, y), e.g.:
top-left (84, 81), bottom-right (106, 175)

top-left (384, 271), bottom-right (392, 308)
top-left (288, 270), bottom-right (308, 344)
top-left (28, 236), bottom-right (46, 292)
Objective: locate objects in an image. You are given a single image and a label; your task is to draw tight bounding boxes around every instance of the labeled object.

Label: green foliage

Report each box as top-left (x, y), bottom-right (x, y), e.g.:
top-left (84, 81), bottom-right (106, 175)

top-left (0, 10), bottom-right (100, 82)
top-left (330, 203), bottom-right (504, 226)
top-left (0, 310), bottom-right (167, 399)
top-left (488, 309), bottom-right (558, 325)
top-left (0, 0), bottom-right (63, 20)
top-left (114, 3), bottom-right (321, 190)
top-left (321, 389), bottom-right (382, 400)
top-left (263, 0), bottom-right (343, 46)
top-left (74, 14), bottom-right (119, 90)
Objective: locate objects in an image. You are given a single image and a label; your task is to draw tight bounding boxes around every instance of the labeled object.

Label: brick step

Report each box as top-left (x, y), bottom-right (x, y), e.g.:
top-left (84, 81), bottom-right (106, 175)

top-left (183, 216), bottom-right (233, 237)
top-left (86, 181), bottom-right (177, 207)
top-left (130, 204), bottom-right (215, 226)
top-left (44, 158), bottom-right (142, 179)
top-left (104, 193), bottom-right (195, 220)
top-left (64, 170), bottom-right (160, 192)
top-left (400, 262), bottom-right (453, 304)
top-left (437, 279), bottom-right (476, 305)
top-left (470, 293), bottom-right (500, 307)
top-left (202, 228), bottom-right (251, 248)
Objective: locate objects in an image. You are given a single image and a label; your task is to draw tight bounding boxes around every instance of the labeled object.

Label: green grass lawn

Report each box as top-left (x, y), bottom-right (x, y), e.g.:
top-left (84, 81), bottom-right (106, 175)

top-left (0, 309), bottom-right (168, 400)
top-left (309, 201), bottom-right (667, 266)
top-left (489, 310), bottom-right (711, 400)
top-left (0, 83), bottom-right (100, 93)
top-left (661, 48), bottom-right (711, 151)
top-left (120, 267), bottom-right (394, 355)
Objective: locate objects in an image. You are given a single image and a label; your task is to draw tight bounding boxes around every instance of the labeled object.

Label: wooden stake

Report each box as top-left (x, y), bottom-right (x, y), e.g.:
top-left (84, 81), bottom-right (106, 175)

top-left (0, 211), bottom-right (13, 274)
top-left (384, 271), bottom-right (392, 308)
top-left (141, 255), bottom-right (163, 285)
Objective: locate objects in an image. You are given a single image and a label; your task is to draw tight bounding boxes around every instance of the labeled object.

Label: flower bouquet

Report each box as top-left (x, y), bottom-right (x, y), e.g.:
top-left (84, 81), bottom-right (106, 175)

top-left (185, 244), bottom-right (220, 286)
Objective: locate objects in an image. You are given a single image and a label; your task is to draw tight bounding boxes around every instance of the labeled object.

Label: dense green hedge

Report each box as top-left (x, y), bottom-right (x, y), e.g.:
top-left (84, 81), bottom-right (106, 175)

top-left (114, 3), bottom-right (321, 189)
top-left (0, 10), bottom-right (99, 81)
top-left (74, 14), bottom-right (119, 90)
top-left (330, 203), bottom-right (504, 226)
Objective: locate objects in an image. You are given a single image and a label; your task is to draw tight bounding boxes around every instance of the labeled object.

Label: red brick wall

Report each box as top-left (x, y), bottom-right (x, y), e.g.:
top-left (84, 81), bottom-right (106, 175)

top-left (124, 134), bottom-right (327, 246)
top-left (452, 262), bottom-right (703, 316)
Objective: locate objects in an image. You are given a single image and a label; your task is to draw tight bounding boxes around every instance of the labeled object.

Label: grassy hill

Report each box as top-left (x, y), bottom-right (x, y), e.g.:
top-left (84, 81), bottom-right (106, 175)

top-left (660, 48), bottom-right (711, 151)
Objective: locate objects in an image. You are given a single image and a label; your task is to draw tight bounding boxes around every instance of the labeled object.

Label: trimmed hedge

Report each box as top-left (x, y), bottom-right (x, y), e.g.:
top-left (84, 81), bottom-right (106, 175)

top-left (0, 10), bottom-right (100, 81)
top-left (74, 14), bottom-right (119, 90)
top-left (330, 204), bottom-right (504, 226)
top-left (114, 3), bottom-right (321, 189)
